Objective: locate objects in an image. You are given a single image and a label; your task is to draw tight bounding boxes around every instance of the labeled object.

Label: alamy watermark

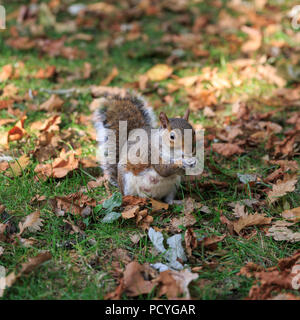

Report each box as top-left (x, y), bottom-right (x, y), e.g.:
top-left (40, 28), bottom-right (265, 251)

top-left (0, 5), bottom-right (5, 29)
top-left (96, 122), bottom-right (204, 176)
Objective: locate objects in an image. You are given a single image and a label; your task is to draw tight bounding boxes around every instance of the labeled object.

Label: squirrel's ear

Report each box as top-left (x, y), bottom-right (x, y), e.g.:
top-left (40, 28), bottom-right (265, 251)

top-left (159, 112), bottom-right (169, 129)
top-left (183, 108), bottom-right (190, 121)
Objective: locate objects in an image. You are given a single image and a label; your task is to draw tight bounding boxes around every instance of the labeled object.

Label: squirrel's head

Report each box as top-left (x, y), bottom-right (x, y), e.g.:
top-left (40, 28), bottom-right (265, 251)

top-left (159, 109), bottom-right (196, 164)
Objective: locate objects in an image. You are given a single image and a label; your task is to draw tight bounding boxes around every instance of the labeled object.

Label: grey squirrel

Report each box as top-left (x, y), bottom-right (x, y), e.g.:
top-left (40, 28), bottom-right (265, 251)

top-left (93, 91), bottom-right (196, 203)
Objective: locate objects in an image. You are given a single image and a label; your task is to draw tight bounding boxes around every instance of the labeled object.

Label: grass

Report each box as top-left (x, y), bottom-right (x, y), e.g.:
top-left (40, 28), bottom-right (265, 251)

top-left (0, 0), bottom-right (299, 299)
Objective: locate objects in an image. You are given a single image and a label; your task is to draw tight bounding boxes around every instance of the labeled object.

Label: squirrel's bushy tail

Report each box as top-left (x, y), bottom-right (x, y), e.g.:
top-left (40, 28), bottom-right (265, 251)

top-left (93, 91), bottom-right (156, 186)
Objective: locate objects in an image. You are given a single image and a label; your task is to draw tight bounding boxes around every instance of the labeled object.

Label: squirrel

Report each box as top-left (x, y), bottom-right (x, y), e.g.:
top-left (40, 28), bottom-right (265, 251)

top-left (93, 91), bottom-right (197, 203)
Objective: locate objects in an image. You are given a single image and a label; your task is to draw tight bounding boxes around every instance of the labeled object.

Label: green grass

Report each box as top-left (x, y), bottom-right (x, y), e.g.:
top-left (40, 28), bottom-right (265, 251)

top-left (0, 0), bottom-right (299, 300)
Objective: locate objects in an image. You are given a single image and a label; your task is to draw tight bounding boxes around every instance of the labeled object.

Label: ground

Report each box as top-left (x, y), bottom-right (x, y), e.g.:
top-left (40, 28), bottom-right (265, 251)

top-left (0, 0), bottom-right (299, 300)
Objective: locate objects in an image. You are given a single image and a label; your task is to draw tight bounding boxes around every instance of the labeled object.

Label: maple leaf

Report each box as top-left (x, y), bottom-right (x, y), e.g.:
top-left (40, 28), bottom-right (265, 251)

top-left (267, 174), bottom-right (298, 203)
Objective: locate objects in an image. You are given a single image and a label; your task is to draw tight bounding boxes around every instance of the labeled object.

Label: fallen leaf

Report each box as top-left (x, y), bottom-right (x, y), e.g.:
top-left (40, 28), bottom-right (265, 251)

top-left (146, 64), bottom-right (173, 81)
top-left (9, 154), bottom-right (30, 177)
top-left (233, 213), bottom-right (272, 234)
top-left (18, 211), bottom-right (43, 235)
top-left (241, 26), bottom-right (262, 53)
top-left (34, 66), bottom-right (56, 79)
top-left (267, 221), bottom-right (300, 242)
top-left (212, 143), bottom-right (244, 157)
top-left (40, 94), bottom-right (64, 111)
top-left (282, 207), bottom-right (300, 222)
top-left (101, 67), bottom-right (119, 86)
top-left (122, 205), bottom-right (139, 219)
top-left (0, 251), bottom-right (51, 298)
top-left (0, 64), bottom-right (13, 82)
top-left (154, 268), bottom-right (198, 299)
top-left (34, 149), bottom-right (79, 179)
top-left (150, 198), bottom-right (169, 212)
top-left (267, 174), bottom-right (298, 203)
top-left (239, 250), bottom-right (300, 299)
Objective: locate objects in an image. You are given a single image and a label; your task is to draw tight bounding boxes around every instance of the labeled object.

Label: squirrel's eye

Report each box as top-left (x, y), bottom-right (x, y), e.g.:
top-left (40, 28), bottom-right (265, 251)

top-left (170, 132), bottom-right (175, 140)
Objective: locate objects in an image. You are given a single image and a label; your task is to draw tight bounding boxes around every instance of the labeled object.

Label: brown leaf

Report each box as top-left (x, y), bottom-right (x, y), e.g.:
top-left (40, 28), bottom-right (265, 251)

top-left (199, 234), bottom-right (226, 251)
top-left (233, 213), bottom-right (272, 234)
top-left (40, 94), bottom-right (64, 111)
top-left (241, 26), bottom-right (262, 53)
top-left (8, 116), bottom-right (27, 142)
top-left (116, 261), bottom-right (155, 297)
top-left (154, 269), bottom-right (198, 299)
top-left (282, 207), bottom-right (300, 222)
top-left (232, 203), bottom-right (247, 218)
top-left (267, 174), bottom-right (298, 203)
top-left (34, 149), bottom-right (79, 179)
top-left (150, 198), bottom-right (169, 212)
top-left (54, 192), bottom-right (96, 216)
top-left (122, 195), bottom-right (147, 206)
top-left (121, 205), bottom-right (139, 219)
top-left (8, 154), bottom-right (30, 177)
top-left (34, 66), bottom-right (56, 79)
top-left (0, 64), bottom-right (13, 82)
top-left (212, 143), bottom-right (244, 157)
top-left (184, 228), bottom-right (198, 257)
top-left (267, 221), bottom-right (300, 242)
top-left (239, 250), bottom-right (300, 299)
top-left (18, 211), bottom-right (43, 235)
top-left (146, 64), bottom-right (173, 81)
top-left (101, 67), bottom-right (119, 86)
top-left (0, 251), bottom-right (52, 298)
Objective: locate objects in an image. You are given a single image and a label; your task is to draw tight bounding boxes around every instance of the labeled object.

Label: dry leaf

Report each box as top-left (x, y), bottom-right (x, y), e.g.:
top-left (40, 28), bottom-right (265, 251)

top-left (212, 143), bottom-right (244, 157)
top-left (267, 221), bottom-right (300, 242)
top-left (282, 207), bottom-right (300, 222)
top-left (34, 149), bottom-right (79, 179)
top-left (9, 154), bottom-right (30, 177)
top-left (107, 262), bottom-right (155, 298)
top-left (239, 250), bottom-right (300, 299)
top-left (146, 64), bottom-right (173, 81)
top-left (241, 26), bottom-right (262, 53)
top-left (0, 251), bottom-right (51, 298)
top-left (150, 199), bottom-right (169, 212)
top-left (122, 205), bottom-right (139, 219)
top-left (184, 228), bottom-right (197, 257)
top-left (34, 66), bottom-right (56, 79)
top-left (0, 64), bottom-right (13, 82)
top-left (233, 213), bottom-right (272, 234)
top-left (267, 174), bottom-right (298, 203)
top-left (154, 269), bottom-right (198, 299)
top-left (101, 67), bottom-right (119, 86)
top-left (40, 94), bottom-right (64, 111)
top-left (18, 211), bottom-right (43, 235)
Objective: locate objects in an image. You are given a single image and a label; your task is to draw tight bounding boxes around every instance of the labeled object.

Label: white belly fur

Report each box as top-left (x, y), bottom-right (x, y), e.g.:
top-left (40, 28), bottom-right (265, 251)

top-left (123, 168), bottom-right (181, 200)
